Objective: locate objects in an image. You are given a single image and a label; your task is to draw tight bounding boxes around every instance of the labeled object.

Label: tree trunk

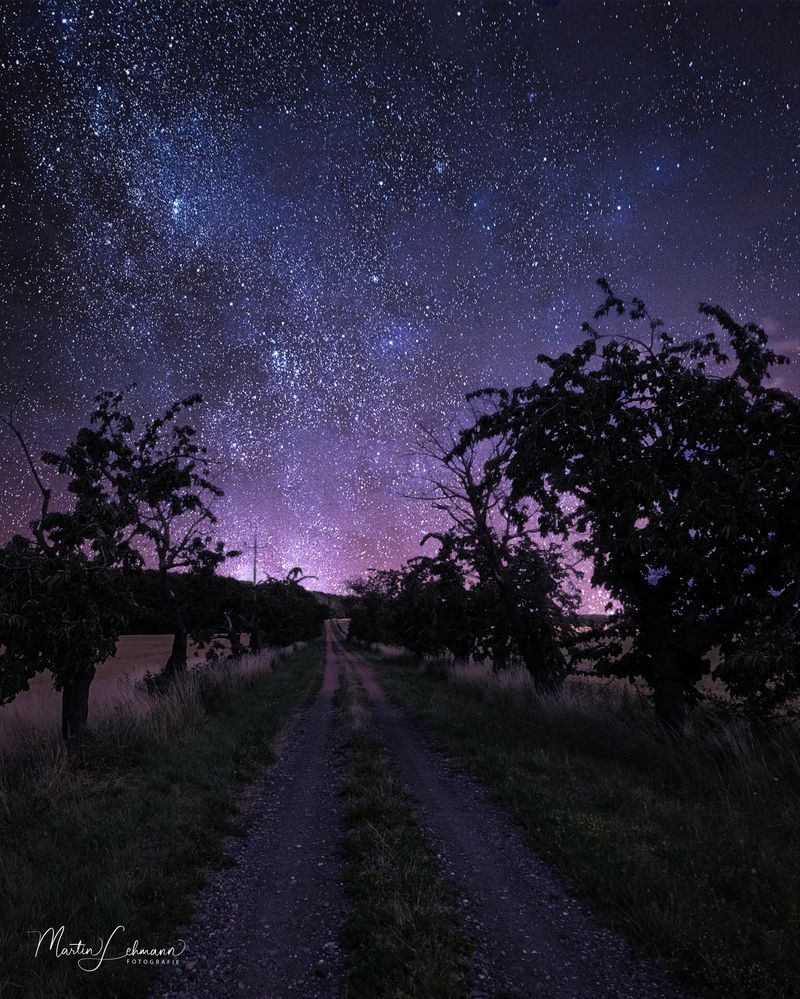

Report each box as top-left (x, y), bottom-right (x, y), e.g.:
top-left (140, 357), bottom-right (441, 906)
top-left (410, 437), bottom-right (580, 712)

top-left (491, 641), bottom-right (507, 673)
top-left (225, 611), bottom-right (243, 659)
top-left (651, 644), bottom-right (686, 732)
top-left (644, 609), bottom-right (688, 733)
top-left (532, 668), bottom-right (565, 696)
top-left (452, 598), bottom-right (472, 662)
top-left (163, 592), bottom-right (188, 678)
top-left (652, 676), bottom-right (686, 731)
top-left (61, 666), bottom-right (95, 742)
top-left (532, 625), bottom-right (567, 695)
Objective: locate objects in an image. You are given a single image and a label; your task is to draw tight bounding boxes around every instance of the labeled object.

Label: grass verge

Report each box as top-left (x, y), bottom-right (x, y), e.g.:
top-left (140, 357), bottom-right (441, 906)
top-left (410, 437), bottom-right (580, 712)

top-left (335, 665), bottom-right (471, 998)
top-left (352, 645), bottom-right (800, 999)
top-left (0, 641), bottom-right (324, 999)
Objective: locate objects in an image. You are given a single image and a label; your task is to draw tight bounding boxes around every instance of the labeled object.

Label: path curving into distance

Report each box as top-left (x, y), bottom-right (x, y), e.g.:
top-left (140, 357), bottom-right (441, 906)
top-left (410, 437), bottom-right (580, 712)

top-left (328, 622), bottom-right (696, 999)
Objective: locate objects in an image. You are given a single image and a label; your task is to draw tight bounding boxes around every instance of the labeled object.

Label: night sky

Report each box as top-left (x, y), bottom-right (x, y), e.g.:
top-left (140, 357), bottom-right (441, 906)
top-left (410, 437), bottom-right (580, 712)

top-left (1, 1), bottom-right (798, 594)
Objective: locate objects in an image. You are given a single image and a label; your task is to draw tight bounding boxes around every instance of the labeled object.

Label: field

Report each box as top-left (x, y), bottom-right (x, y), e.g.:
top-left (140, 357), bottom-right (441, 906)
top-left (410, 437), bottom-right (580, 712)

top-left (2, 622), bottom-right (799, 997)
top-left (0, 634), bottom-right (240, 751)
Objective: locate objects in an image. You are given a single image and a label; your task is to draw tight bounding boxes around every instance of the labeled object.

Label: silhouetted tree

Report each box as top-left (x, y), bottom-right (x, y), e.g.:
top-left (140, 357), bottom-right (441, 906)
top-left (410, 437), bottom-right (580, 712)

top-left (250, 568), bottom-right (327, 647)
top-left (467, 576), bottom-right (513, 672)
top-left (413, 424), bottom-right (577, 690)
top-left (48, 391), bottom-right (236, 679)
top-left (467, 280), bottom-right (800, 726)
top-left (391, 555), bottom-right (471, 661)
top-left (0, 401), bottom-right (134, 739)
top-left (347, 570), bottom-right (402, 646)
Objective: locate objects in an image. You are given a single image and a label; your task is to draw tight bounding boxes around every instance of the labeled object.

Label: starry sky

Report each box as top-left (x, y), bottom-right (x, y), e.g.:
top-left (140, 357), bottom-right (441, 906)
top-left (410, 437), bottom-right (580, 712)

top-left (1, 0), bottom-right (798, 593)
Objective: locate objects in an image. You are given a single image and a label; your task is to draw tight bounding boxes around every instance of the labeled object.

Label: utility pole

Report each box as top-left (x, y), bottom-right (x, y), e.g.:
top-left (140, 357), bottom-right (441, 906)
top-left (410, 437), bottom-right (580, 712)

top-left (247, 528), bottom-right (262, 654)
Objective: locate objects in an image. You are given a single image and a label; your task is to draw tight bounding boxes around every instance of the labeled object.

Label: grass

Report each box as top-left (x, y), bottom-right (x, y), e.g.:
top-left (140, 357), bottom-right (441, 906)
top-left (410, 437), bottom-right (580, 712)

top-left (335, 664), bottom-right (471, 998)
top-left (0, 633), bottom-right (256, 752)
top-left (352, 646), bottom-right (800, 999)
top-left (0, 641), bottom-right (324, 999)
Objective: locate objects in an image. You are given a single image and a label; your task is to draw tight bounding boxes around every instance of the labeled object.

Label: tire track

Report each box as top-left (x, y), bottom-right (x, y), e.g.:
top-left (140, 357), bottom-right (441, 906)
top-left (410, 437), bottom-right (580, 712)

top-left (328, 623), bottom-right (695, 999)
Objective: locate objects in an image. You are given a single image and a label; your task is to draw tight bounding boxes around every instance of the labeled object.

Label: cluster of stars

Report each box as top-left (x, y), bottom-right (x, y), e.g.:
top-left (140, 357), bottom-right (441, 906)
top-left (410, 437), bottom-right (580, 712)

top-left (0, 0), bottom-right (797, 595)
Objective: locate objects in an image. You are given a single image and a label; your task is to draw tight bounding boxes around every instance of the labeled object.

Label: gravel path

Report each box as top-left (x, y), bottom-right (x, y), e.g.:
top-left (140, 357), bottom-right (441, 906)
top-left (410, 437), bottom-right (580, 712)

top-left (152, 625), bottom-right (701, 999)
top-left (152, 644), bottom-right (347, 999)
top-left (328, 624), bottom-right (700, 999)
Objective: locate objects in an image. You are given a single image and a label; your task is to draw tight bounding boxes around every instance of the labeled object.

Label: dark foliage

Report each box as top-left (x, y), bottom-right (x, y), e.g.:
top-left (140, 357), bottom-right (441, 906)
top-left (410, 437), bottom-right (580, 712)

top-left (0, 399), bottom-right (137, 738)
top-left (465, 280), bottom-right (800, 724)
top-left (44, 390), bottom-right (238, 678)
top-left (248, 569), bottom-right (329, 648)
top-left (347, 541), bottom-right (576, 677)
top-left (408, 425), bottom-right (579, 688)
top-left (348, 561), bottom-right (471, 662)
top-left (123, 566), bottom-right (328, 653)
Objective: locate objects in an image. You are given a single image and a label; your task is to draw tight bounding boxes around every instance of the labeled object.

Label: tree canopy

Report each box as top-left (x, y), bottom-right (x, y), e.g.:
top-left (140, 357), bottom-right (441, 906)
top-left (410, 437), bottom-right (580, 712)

top-left (46, 390), bottom-right (237, 676)
top-left (0, 400), bottom-right (136, 737)
top-left (464, 280), bottom-right (800, 723)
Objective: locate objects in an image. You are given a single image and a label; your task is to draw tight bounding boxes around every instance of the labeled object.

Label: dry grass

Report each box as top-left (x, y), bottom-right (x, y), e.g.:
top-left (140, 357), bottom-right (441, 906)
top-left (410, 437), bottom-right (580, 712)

top-left (359, 635), bottom-right (800, 806)
top-left (438, 656), bottom-right (800, 812)
top-left (0, 641), bottom-right (323, 999)
top-left (0, 633), bottom-right (265, 753)
top-left (0, 643), bottom-right (292, 804)
top-left (365, 641), bottom-right (411, 659)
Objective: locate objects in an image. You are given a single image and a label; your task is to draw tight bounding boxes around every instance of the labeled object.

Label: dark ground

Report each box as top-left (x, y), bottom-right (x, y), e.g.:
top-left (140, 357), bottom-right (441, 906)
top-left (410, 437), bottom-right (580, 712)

top-left (153, 642), bottom-right (347, 999)
top-left (154, 623), bottom-right (699, 998)
top-left (332, 625), bottom-right (697, 999)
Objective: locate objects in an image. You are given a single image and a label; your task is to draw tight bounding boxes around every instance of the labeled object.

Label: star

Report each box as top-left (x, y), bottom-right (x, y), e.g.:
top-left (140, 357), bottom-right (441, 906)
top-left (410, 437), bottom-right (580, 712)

top-left (0, 0), bottom-right (796, 606)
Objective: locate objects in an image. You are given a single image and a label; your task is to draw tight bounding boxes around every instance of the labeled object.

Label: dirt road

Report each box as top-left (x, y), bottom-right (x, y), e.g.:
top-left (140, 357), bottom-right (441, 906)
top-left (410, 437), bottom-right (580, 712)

top-left (156, 624), bottom-right (692, 999)
top-left (154, 643), bottom-right (347, 999)
top-left (329, 623), bottom-right (692, 999)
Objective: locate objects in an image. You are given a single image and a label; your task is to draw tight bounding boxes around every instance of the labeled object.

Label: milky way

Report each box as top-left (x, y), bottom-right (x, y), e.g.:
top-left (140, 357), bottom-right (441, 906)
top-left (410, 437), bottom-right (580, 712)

top-left (1, 1), bottom-right (798, 592)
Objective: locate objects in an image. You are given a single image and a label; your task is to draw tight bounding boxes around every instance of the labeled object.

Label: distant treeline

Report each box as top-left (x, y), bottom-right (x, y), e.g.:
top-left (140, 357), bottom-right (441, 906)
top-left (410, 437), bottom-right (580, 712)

top-left (124, 567), bottom-right (328, 646)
